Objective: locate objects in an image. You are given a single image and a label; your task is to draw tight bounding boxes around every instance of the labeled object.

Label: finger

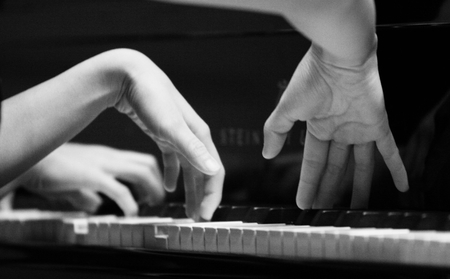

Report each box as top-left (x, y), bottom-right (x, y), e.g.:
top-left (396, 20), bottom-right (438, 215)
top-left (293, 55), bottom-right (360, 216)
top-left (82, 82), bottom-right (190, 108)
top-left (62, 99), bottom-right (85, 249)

top-left (152, 85), bottom-right (224, 220)
top-left (108, 153), bottom-right (165, 204)
top-left (161, 149), bottom-right (181, 192)
top-left (167, 94), bottom-right (224, 220)
top-left (313, 141), bottom-right (350, 208)
top-left (64, 189), bottom-right (103, 213)
top-left (376, 131), bottom-right (409, 192)
top-left (195, 170), bottom-right (205, 218)
top-left (169, 123), bottom-right (221, 175)
top-left (130, 83), bottom-right (221, 176)
top-left (350, 142), bottom-right (375, 208)
top-left (296, 131), bottom-right (329, 209)
top-left (92, 175), bottom-right (139, 216)
top-left (179, 156), bottom-right (198, 220)
top-left (263, 109), bottom-right (295, 159)
top-left (196, 136), bottom-right (224, 221)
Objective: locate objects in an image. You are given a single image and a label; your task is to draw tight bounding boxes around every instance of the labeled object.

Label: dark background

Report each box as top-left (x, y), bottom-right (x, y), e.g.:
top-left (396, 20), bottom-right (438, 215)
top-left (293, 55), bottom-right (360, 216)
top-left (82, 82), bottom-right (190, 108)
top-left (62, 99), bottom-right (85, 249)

top-left (1, 0), bottom-right (450, 209)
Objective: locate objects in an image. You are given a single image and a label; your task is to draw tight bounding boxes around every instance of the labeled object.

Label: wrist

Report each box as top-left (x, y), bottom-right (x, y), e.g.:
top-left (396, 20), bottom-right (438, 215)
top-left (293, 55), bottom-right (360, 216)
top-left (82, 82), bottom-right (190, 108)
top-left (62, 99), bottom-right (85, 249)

top-left (97, 49), bottom-right (166, 109)
top-left (311, 35), bottom-right (378, 69)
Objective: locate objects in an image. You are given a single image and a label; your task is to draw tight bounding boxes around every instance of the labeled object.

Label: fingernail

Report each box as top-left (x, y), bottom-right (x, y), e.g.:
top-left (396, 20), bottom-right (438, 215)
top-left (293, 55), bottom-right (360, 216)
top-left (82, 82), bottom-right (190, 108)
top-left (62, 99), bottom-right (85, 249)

top-left (204, 157), bottom-right (220, 173)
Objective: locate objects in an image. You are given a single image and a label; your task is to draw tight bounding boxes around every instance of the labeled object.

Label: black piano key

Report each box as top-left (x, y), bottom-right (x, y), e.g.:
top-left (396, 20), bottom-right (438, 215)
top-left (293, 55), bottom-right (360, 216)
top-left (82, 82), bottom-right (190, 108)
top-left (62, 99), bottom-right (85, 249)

top-left (442, 214), bottom-right (450, 231)
top-left (357, 211), bottom-right (389, 228)
top-left (243, 207), bottom-right (271, 223)
top-left (211, 205), bottom-right (232, 222)
top-left (294, 209), bottom-right (320, 225)
top-left (310, 210), bottom-right (343, 226)
top-left (395, 212), bottom-right (424, 229)
top-left (139, 203), bottom-right (167, 217)
top-left (377, 211), bottom-right (403, 228)
top-left (160, 203), bottom-right (187, 219)
top-left (334, 210), bottom-right (363, 227)
top-left (414, 212), bottom-right (449, 231)
top-left (262, 207), bottom-right (302, 224)
top-left (225, 206), bottom-right (252, 221)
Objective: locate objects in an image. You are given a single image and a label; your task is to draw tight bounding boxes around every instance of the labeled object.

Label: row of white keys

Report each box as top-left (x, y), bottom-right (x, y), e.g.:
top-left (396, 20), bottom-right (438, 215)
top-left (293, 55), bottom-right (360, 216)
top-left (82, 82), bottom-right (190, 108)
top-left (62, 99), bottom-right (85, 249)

top-left (110, 217), bottom-right (174, 247)
top-left (335, 228), bottom-right (410, 262)
top-left (243, 224), bottom-right (296, 256)
top-left (0, 210), bottom-right (86, 243)
top-left (171, 221), bottom-right (242, 251)
top-left (424, 232), bottom-right (450, 267)
top-left (395, 231), bottom-right (450, 267)
top-left (59, 215), bottom-right (179, 247)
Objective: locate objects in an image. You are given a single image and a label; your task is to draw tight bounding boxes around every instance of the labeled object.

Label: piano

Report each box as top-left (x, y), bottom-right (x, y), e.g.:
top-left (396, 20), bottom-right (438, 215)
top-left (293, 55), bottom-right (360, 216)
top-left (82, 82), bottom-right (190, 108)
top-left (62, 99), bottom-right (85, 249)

top-left (2, 0), bottom-right (450, 278)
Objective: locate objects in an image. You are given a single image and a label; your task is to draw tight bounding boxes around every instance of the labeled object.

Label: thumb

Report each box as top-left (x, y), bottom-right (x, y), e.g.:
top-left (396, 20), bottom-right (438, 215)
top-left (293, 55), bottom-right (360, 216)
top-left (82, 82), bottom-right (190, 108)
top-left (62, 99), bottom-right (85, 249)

top-left (263, 109), bottom-right (295, 159)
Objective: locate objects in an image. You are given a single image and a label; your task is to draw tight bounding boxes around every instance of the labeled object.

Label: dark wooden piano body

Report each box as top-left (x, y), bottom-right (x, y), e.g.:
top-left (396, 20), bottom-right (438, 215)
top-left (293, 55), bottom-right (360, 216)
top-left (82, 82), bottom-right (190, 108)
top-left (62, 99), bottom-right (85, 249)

top-left (2, 0), bottom-right (450, 278)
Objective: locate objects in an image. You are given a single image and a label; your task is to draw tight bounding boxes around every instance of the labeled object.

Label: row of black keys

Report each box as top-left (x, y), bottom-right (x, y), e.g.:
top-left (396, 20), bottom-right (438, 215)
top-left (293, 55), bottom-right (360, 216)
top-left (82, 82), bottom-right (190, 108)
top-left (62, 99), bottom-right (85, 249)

top-left (137, 203), bottom-right (450, 232)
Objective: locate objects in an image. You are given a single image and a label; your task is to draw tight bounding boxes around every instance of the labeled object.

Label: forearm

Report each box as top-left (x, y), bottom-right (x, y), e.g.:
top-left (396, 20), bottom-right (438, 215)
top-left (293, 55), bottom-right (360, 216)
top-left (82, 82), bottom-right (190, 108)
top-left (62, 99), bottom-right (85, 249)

top-left (0, 49), bottom-right (145, 186)
top-left (159, 0), bottom-right (376, 66)
top-left (281, 0), bottom-right (376, 67)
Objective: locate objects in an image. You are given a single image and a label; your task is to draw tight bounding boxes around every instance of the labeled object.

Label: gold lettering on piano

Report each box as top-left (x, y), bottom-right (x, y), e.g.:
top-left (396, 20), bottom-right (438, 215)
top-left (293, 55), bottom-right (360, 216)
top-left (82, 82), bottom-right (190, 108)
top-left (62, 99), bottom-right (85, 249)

top-left (218, 127), bottom-right (306, 147)
top-left (219, 128), bottom-right (262, 147)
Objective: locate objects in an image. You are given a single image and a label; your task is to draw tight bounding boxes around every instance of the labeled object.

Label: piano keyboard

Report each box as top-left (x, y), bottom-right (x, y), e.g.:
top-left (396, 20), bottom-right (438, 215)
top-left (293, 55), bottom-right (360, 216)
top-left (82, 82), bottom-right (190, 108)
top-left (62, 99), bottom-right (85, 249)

top-left (1, 203), bottom-right (450, 269)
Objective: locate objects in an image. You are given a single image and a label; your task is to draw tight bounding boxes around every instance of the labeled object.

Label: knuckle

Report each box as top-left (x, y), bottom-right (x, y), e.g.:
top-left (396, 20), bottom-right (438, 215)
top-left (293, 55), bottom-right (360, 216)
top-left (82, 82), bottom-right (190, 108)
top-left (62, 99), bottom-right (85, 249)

top-left (144, 154), bottom-right (159, 167)
top-left (325, 162), bottom-right (344, 176)
top-left (193, 122), bottom-right (212, 140)
top-left (187, 138), bottom-right (208, 159)
top-left (302, 157), bottom-right (324, 171)
top-left (113, 186), bottom-right (133, 199)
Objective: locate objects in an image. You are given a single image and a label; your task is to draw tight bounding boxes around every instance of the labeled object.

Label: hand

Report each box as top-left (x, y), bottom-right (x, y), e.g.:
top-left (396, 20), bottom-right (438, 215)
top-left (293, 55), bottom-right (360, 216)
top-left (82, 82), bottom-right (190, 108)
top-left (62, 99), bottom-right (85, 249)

top-left (263, 44), bottom-right (408, 209)
top-left (112, 50), bottom-right (225, 221)
top-left (15, 143), bottom-right (165, 216)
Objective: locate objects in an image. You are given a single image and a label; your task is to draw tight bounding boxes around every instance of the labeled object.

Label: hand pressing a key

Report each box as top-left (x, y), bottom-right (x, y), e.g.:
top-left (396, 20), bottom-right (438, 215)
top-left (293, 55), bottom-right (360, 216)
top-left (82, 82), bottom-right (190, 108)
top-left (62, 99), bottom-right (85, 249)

top-left (2, 143), bottom-right (165, 215)
top-left (0, 49), bottom-right (224, 221)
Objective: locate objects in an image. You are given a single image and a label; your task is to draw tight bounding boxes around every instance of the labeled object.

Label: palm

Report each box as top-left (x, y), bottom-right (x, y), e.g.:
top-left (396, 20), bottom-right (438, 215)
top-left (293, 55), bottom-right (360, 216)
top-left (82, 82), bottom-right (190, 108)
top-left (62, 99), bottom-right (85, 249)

top-left (264, 45), bottom-right (408, 209)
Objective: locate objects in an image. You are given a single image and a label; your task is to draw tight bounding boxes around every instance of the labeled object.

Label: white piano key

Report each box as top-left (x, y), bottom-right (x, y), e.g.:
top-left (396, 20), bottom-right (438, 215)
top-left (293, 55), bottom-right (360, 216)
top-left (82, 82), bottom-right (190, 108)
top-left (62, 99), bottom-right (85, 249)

top-left (282, 229), bottom-right (298, 257)
top-left (268, 225), bottom-right (298, 256)
top-left (341, 228), bottom-right (407, 261)
top-left (192, 222), bottom-right (244, 252)
top-left (230, 227), bottom-right (245, 254)
top-left (118, 217), bottom-right (173, 248)
top-left (180, 225), bottom-right (194, 251)
top-left (336, 228), bottom-right (378, 260)
top-left (167, 220), bottom-right (201, 250)
top-left (217, 227), bottom-right (231, 253)
top-left (427, 233), bottom-right (450, 267)
top-left (379, 230), bottom-right (413, 264)
top-left (84, 216), bottom-right (117, 246)
top-left (352, 229), bottom-right (401, 262)
top-left (205, 227), bottom-right (219, 252)
top-left (97, 222), bottom-right (111, 246)
top-left (433, 235), bottom-right (450, 267)
top-left (143, 218), bottom-right (192, 249)
top-left (295, 226), bottom-right (341, 258)
top-left (268, 229), bottom-right (283, 256)
top-left (227, 223), bottom-right (264, 254)
top-left (397, 231), bottom-right (445, 266)
top-left (310, 227), bottom-right (351, 259)
top-left (167, 225), bottom-right (182, 250)
top-left (192, 226), bottom-right (207, 251)
top-left (154, 234), bottom-right (169, 250)
top-left (109, 222), bottom-right (122, 246)
top-left (238, 224), bottom-right (286, 256)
